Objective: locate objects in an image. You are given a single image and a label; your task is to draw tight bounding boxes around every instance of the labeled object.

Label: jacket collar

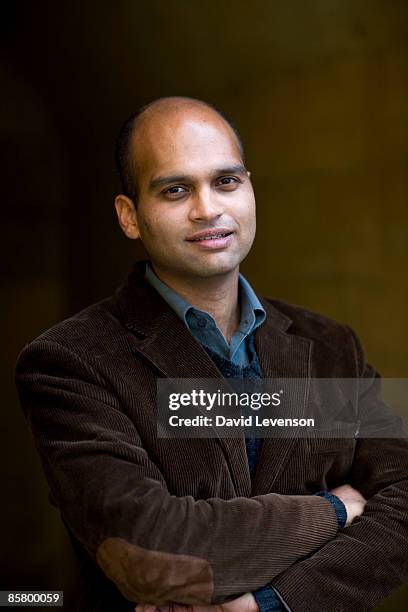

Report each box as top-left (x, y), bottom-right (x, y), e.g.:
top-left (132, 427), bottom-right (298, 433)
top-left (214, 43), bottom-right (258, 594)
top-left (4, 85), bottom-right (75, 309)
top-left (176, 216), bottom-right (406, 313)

top-left (113, 260), bottom-right (292, 341)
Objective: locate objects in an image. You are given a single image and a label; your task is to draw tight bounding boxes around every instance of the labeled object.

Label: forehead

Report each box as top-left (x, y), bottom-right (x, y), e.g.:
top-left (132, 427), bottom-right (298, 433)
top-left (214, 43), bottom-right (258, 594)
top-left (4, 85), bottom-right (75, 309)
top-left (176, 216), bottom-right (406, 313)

top-left (131, 110), bottom-right (243, 187)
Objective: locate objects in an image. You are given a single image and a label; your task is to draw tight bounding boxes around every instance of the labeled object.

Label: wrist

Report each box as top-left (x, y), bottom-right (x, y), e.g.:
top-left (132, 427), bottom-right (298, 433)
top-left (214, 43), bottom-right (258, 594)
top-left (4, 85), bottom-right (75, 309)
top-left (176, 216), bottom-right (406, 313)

top-left (315, 490), bottom-right (347, 528)
top-left (248, 593), bottom-right (260, 612)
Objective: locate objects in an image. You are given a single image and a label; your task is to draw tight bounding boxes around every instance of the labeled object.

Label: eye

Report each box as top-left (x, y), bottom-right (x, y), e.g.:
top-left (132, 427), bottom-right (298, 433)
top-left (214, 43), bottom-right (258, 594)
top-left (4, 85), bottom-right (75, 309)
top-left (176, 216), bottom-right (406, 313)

top-left (217, 176), bottom-right (240, 189)
top-left (162, 185), bottom-right (188, 198)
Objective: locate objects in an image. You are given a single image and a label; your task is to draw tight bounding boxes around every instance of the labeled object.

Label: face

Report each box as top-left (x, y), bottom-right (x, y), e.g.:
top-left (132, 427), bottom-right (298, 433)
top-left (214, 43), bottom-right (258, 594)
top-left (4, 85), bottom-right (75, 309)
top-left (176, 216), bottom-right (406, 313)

top-left (115, 107), bottom-right (256, 284)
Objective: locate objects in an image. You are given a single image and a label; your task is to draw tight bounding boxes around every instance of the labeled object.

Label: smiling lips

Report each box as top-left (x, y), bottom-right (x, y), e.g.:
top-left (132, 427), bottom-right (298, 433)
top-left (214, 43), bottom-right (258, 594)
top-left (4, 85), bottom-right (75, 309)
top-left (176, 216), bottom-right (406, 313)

top-left (186, 228), bottom-right (234, 242)
top-left (186, 228), bottom-right (234, 250)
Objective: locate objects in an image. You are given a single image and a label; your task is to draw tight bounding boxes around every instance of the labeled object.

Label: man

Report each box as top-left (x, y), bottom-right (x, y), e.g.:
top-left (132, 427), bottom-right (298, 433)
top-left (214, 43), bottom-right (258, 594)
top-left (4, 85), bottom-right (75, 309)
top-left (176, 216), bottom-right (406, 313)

top-left (15, 97), bottom-right (408, 612)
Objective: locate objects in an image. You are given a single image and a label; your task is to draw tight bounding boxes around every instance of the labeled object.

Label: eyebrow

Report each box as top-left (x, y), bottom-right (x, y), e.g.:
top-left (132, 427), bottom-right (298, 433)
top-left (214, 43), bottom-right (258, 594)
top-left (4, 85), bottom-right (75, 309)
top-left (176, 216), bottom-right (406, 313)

top-left (148, 164), bottom-right (247, 192)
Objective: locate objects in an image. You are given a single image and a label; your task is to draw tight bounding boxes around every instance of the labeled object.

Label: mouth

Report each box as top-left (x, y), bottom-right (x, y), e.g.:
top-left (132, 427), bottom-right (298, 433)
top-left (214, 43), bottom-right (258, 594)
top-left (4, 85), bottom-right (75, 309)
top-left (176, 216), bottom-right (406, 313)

top-left (185, 229), bottom-right (235, 251)
top-left (186, 229), bottom-right (234, 242)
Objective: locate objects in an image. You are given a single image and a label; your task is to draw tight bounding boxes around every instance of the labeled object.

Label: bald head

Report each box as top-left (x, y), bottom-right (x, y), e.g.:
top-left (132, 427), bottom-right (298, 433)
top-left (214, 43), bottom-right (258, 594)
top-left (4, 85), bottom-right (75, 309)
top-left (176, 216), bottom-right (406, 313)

top-left (115, 97), bottom-right (245, 205)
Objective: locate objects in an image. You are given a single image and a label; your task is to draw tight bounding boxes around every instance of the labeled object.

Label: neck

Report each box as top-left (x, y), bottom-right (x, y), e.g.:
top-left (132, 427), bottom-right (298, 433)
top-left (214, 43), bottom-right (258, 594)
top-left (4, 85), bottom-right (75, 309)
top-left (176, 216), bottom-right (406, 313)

top-left (151, 264), bottom-right (240, 342)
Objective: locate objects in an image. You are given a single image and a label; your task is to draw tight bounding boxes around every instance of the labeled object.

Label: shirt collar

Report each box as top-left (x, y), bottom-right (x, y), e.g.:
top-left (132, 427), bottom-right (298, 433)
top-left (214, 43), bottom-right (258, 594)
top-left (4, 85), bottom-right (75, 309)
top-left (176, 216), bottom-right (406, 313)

top-left (145, 263), bottom-right (192, 325)
top-left (238, 273), bottom-right (266, 334)
top-left (145, 262), bottom-right (266, 334)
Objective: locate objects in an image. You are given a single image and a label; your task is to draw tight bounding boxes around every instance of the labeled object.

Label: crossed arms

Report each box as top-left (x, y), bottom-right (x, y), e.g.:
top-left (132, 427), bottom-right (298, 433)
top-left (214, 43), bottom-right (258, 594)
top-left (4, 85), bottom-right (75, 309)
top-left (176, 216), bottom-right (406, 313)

top-left (15, 339), bottom-right (408, 611)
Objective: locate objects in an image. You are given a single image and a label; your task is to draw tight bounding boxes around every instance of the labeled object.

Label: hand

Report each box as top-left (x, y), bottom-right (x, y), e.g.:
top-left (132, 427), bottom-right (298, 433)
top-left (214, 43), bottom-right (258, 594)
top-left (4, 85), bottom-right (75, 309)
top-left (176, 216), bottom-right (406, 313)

top-left (135, 592), bottom-right (259, 612)
top-left (330, 483), bottom-right (367, 526)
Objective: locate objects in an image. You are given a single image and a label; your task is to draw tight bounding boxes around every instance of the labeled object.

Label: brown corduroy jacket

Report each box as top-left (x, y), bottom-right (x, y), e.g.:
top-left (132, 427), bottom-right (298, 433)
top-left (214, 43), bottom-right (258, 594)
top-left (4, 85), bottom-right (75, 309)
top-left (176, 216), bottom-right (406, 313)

top-left (15, 262), bottom-right (408, 612)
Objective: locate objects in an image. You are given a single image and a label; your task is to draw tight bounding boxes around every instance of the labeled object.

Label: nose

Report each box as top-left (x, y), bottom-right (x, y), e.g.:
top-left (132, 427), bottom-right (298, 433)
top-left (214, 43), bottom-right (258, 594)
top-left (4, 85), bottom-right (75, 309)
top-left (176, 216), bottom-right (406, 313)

top-left (188, 185), bottom-right (225, 223)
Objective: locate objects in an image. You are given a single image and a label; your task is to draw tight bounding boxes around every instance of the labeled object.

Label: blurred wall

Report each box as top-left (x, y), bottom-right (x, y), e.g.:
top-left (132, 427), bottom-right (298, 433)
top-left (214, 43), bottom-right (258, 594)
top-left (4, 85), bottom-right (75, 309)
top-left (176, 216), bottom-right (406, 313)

top-left (2, 1), bottom-right (407, 610)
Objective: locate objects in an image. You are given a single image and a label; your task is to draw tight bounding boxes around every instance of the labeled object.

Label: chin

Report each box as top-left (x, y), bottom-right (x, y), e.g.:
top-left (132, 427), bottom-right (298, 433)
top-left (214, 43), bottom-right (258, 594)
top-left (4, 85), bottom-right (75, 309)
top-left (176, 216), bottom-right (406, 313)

top-left (187, 259), bottom-right (240, 278)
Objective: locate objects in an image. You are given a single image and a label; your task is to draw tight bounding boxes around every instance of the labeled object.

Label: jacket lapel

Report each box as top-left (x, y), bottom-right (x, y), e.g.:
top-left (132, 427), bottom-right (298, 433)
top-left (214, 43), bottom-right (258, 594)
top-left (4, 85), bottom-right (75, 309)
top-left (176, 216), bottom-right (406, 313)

top-left (252, 298), bottom-right (312, 494)
top-left (112, 261), bottom-right (252, 497)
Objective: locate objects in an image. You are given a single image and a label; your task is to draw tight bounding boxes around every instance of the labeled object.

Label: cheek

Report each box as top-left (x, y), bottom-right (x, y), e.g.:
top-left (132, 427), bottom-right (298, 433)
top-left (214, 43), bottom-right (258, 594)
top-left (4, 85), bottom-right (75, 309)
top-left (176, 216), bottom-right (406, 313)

top-left (238, 195), bottom-right (256, 229)
top-left (141, 211), bottom-right (182, 246)
top-left (239, 200), bottom-right (256, 245)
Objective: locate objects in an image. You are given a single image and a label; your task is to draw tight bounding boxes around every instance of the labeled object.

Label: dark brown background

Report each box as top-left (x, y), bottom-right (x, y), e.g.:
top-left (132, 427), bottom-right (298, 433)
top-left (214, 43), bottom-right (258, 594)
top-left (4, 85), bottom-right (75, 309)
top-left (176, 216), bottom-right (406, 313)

top-left (2, 1), bottom-right (407, 610)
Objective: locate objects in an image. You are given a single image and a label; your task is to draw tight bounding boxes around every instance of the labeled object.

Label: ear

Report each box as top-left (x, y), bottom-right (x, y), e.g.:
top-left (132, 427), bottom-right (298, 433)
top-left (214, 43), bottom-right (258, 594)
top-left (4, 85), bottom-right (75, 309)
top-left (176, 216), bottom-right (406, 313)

top-left (247, 170), bottom-right (251, 179)
top-left (114, 195), bottom-right (140, 240)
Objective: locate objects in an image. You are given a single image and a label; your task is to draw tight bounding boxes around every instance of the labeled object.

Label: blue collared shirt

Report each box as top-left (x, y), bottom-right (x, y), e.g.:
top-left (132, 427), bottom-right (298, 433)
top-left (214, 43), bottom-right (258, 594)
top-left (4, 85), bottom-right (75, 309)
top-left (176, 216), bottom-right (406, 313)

top-left (145, 263), bottom-right (266, 366)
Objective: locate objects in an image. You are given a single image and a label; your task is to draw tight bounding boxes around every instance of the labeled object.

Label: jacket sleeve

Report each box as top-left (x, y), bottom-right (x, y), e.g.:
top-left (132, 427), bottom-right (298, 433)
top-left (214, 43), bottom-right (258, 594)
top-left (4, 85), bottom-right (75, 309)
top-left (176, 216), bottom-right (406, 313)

top-left (271, 329), bottom-right (408, 612)
top-left (15, 338), bottom-right (338, 606)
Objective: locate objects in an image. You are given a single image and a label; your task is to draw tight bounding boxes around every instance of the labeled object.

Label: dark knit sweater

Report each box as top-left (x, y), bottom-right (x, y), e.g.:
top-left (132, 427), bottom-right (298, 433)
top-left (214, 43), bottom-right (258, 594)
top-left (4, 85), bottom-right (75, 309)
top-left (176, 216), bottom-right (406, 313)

top-left (202, 336), bottom-right (285, 612)
top-left (202, 334), bottom-right (264, 480)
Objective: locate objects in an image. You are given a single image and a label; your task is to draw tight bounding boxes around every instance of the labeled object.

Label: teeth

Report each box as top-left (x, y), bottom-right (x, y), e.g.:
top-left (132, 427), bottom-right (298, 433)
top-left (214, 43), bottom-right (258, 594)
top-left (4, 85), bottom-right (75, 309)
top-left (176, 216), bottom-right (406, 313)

top-left (194, 233), bottom-right (228, 241)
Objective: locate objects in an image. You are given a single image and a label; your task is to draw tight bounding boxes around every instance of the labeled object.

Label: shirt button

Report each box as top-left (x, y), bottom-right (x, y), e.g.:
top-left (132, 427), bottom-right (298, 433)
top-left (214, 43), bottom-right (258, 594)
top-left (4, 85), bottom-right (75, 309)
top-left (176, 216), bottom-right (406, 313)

top-left (198, 318), bottom-right (207, 328)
